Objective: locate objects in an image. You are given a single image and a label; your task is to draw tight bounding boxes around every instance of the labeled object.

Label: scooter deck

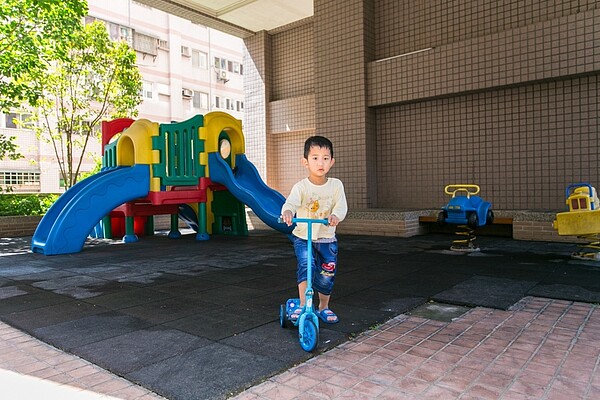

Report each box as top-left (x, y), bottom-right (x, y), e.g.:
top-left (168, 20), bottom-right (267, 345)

top-left (285, 298), bottom-right (301, 318)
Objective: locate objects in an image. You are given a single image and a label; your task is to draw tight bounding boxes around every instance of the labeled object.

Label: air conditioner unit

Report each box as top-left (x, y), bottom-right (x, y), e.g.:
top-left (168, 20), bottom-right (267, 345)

top-left (182, 88), bottom-right (193, 98)
top-left (218, 70), bottom-right (228, 81)
top-left (181, 46), bottom-right (191, 57)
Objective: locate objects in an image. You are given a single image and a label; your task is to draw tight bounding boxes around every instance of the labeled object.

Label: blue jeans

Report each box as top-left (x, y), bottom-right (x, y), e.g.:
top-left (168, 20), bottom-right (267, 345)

top-left (292, 236), bottom-right (338, 295)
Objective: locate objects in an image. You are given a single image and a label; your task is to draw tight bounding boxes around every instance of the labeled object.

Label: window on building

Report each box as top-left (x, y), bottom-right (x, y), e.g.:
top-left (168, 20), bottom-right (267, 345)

top-left (236, 101), bottom-right (244, 112)
top-left (0, 171), bottom-right (40, 186)
top-left (192, 50), bottom-right (207, 69)
top-left (5, 113), bottom-right (17, 129)
top-left (105, 22), bottom-right (133, 46)
top-left (157, 39), bottom-right (169, 50)
top-left (4, 112), bottom-right (34, 129)
top-left (58, 173), bottom-right (81, 189)
top-left (226, 98), bottom-right (234, 110)
top-left (142, 81), bottom-right (154, 99)
top-left (214, 56), bottom-right (242, 75)
top-left (88, 122), bottom-right (102, 137)
top-left (193, 91), bottom-right (209, 109)
top-left (120, 26), bottom-right (133, 45)
top-left (215, 96), bottom-right (221, 109)
top-left (107, 22), bottom-right (119, 41)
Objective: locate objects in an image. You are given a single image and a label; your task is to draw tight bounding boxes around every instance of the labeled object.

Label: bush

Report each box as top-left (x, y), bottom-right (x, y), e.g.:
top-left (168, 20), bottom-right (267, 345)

top-left (0, 193), bottom-right (59, 216)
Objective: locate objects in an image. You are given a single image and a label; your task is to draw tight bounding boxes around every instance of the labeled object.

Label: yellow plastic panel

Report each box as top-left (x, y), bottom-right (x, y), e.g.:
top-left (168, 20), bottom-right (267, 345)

top-left (554, 210), bottom-right (600, 236)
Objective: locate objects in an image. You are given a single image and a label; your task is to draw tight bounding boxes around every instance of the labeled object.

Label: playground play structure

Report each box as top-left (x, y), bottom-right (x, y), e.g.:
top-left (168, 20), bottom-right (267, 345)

top-left (553, 182), bottom-right (600, 260)
top-left (31, 112), bottom-right (293, 256)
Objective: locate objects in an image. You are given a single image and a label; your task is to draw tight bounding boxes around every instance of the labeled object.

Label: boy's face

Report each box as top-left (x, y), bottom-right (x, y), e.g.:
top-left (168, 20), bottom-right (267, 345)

top-left (302, 145), bottom-right (335, 179)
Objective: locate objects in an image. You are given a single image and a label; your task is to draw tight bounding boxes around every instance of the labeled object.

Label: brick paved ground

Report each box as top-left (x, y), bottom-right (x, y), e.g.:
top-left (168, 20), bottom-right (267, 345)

top-left (0, 321), bottom-right (165, 400)
top-left (232, 297), bottom-right (600, 400)
top-left (1, 296), bottom-right (599, 399)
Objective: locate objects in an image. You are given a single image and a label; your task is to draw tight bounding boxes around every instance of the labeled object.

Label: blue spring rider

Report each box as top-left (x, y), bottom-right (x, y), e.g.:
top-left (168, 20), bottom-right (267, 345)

top-left (278, 217), bottom-right (329, 352)
top-left (438, 184), bottom-right (494, 252)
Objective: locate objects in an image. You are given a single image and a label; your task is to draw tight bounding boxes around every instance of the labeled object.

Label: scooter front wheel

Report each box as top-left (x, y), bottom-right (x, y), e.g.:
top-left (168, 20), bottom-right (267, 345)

top-left (299, 319), bottom-right (318, 352)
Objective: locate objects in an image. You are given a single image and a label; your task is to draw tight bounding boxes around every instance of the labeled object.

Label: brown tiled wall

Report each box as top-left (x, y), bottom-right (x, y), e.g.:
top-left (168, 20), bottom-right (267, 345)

top-left (314, 0), bottom-right (376, 209)
top-left (267, 21), bottom-right (317, 195)
top-left (374, 0), bottom-right (599, 60)
top-left (268, 95), bottom-right (315, 134)
top-left (271, 23), bottom-right (314, 101)
top-left (369, 8), bottom-right (600, 106)
top-left (267, 94), bottom-right (316, 193)
top-left (376, 75), bottom-right (600, 210)
top-left (267, 130), bottom-right (315, 195)
top-left (243, 0), bottom-right (600, 241)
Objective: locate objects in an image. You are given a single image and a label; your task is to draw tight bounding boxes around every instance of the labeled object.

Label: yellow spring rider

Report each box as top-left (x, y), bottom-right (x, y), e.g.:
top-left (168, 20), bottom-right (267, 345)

top-left (553, 183), bottom-right (600, 260)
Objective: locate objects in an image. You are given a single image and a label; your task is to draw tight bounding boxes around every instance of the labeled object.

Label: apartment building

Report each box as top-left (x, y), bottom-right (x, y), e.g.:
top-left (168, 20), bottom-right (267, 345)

top-left (0, 0), bottom-right (244, 193)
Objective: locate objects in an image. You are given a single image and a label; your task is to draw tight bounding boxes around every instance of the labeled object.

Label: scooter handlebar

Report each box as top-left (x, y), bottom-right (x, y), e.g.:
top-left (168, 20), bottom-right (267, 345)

top-left (278, 217), bottom-right (329, 225)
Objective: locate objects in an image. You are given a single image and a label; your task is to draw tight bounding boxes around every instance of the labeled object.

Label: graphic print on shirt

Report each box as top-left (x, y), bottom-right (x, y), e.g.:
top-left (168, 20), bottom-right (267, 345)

top-left (309, 199), bottom-right (320, 214)
top-left (305, 192), bottom-right (332, 219)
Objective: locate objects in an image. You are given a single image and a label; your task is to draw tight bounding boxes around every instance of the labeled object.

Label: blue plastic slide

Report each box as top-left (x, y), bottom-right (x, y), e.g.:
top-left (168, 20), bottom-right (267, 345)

top-left (31, 165), bottom-right (150, 255)
top-left (178, 203), bottom-right (199, 232)
top-left (208, 153), bottom-right (293, 234)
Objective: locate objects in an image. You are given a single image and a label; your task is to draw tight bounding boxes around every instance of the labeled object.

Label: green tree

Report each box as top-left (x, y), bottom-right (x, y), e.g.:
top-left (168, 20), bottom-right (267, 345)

top-left (0, 133), bottom-right (20, 160)
top-left (0, 0), bottom-right (87, 166)
top-left (0, 0), bottom-right (87, 110)
top-left (0, 132), bottom-right (21, 192)
top-left (28, 21), bottom-right (142, 189)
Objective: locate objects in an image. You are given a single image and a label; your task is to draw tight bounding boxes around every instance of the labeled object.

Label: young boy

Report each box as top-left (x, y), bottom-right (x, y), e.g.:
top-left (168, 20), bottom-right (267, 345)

top-left (281, 136), bottom-right (348, 324)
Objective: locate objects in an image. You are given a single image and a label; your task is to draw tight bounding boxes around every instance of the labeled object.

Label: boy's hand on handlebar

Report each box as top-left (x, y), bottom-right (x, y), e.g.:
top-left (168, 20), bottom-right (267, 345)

top-left (281, 210), bottom-right (294, 226)
top-left (328, 214), bottom-right (340, 227)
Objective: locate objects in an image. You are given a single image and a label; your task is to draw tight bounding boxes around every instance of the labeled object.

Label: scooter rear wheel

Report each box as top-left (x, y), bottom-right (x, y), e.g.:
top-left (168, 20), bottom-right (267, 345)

top-left (299, 319), bottom-right (318, 352)
top-left (279, 304), bottom-right (289, 328)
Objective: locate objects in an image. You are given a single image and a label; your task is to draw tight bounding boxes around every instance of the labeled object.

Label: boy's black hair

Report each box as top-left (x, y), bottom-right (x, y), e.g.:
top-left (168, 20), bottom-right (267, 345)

top-left (304, 135), bottom-right (333, 158)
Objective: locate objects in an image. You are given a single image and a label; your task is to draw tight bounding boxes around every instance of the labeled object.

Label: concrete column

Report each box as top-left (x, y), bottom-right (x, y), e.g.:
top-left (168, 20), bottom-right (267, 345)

top-left (242, 31), bottom-right (272, 181)
top-left (314, 0), bottom-right (376, 209)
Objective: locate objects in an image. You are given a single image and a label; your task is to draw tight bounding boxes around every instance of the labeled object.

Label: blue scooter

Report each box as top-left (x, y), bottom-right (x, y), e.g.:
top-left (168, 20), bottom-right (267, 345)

top-left (278, 217), bottom-right (329, 352)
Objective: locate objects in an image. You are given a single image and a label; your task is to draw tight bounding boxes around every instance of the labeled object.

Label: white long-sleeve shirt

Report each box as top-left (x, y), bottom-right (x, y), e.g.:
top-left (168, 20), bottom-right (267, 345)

top-left (281, 177), bottom-right (348, 241)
